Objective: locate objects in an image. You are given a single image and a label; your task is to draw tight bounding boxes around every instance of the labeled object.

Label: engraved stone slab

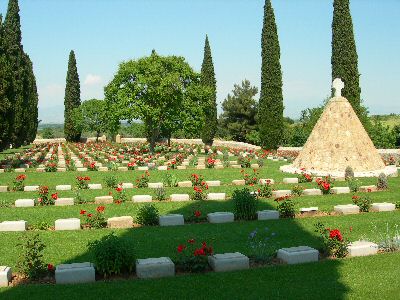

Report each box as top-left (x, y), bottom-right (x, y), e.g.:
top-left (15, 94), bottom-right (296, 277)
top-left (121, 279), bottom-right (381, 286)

top-left (272, 190), bottom-right (292, 199)
top-left (15, 199), bottom-right (35, 207)
top-left (107, 216), bottom-right (133, 228)
top-left (0, 186), bottom-right (8, 192)
top-left (331, 187), bottom-right (350, 194)
top-left (359, 185), bottom-right (377, 193)
top-left (177, 181), bottom-right (192, 187)
top-left (24, 185), bottom-right (40, 192)
top-left (94, 196), bottom-right (113, 204)
top-left (56, 185), bottom-right (72, 191)
top-left (159, 214), bottom-right (184, 226)
top-left (0, 266), bottom-right (12, 287)
top-left (208, 252), bottom-right (249, 272)
top-left (55, 262), bottom-right (95, 284)
top-left (232, 179), bottom-right (246, 186)
top-left (206, 193), bottom-right (226, 201)
top-left (334, 204), bottom-right (359, 215)
top-left (120, 183), bottom-right (134, 189)
top-left (259, 179), bottom-right (275, 185)
top-left (137, 166), bottom-right (149, 171)
top-left (136, 257), bottom-right (174, 279)
top-left (283, 178), bottom-right (299, 184)
top-left (303, 189), bottom-right (322, 196)
top-left (148, 182), bottom-right (163, 189)
top-left (55, 198), bottom-right (74, 206)
top-left (207, 212), bottom-right (234, 223)
top-left (206, 180), bottom-right (221, 187)
top-left (170, 194), bottom-right (190, 202)
top-left (347, 241), bottom-right (378, 257)
top-left (132, 195), bottom-right (152, 203)
top-left (55, 218), bottom-right (81, 231)
top-left (277, 246), bottom-right (319, 264)
top-left (257, 210), bottom-right (279, 220)
top-left (88, 183), bottom-right (102, 190)
top-left (158, 166), bottom-right (168, 171)
top-left (371, 202), bottom-right (396, 212)
top-left (0, 220), bottom-right (27, 232)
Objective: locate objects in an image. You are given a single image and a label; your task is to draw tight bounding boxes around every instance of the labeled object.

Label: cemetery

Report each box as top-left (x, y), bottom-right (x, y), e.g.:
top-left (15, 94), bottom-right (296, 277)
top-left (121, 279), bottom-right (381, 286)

top-left (0, 0), bottom-right (400, 299)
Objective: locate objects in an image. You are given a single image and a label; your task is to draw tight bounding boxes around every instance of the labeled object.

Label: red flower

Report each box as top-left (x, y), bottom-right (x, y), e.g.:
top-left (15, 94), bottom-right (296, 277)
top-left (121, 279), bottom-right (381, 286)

top-left (188, 239), bottom-right (195, 244)
top-left (329, 229), bottom-right (343, 241)
top-left (51, 193), bottom-right (58, 200)
top-left (87, 213), bottom-right (93, 218)
top-left (115, 200), bottom-right (122, 205)
top-left (116, 187), bottom-right (123, 192)
top-left (194, 210), bottom-right (201, 217)
top-left (47, 264), bottom-right (54, 271)
top-left (96, 206), bottom-right (105, 213)
top-left (177, 244), bottom-right (186, 253)
top-left (80, 210), bottom-right (86, 215)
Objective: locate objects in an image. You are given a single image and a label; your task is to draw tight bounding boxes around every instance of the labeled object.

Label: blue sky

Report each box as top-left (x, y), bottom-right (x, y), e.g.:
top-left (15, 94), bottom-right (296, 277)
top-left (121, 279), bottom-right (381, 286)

top-left (1, 0), bottom-right (399, 123)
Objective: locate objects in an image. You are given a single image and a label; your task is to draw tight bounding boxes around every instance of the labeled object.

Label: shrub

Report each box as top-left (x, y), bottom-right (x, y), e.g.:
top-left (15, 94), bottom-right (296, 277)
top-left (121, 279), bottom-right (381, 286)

top-left (258, 184), bottom-right (272, 198)
top-left (241, 169), bottom-right (259, 186)
top-left (291, 185), bottom-right (304, 196)
top-left (74, 189), bottom-right (89, 204)
top-left (154, 187), bottom-right (167, 201)
top-left (297, 170), bottom-right (312, 183)
top-left (232, 188), bottom-right (258, 220)
top-left (136, 204), bottom-right (159, 226)
top-left (314, 222), bottom-right (348, 258)
top-left (87, 233), bottom-right (135, 277)
top-left (396, 201), bottom-right (400, 209)
top-left (31, 221), bottom-right (51, 231)
top-left (377, 173), bottom-right (388, 190)
top-left (347, 177), bottom-right (360, 192)
top-left (136, 171), bottom-right (150, 188)
top-left (80, 206), bottom-right (106, 229)
top-left (222, 151), bottom-right (229, 162)
top-left (36, 186), bottom-right (56, 206)
top-left (352, 195), bottom-right (371, 212)
top-left (190, 173), bottom-right (206, 187)
top-left (12, 174), bottom-right (26, 191)
top-left (17, 234), bottom-right (47, 280)
top-left (45, 161), bottom-right (57, 172)
top-left (275, 196), bottom-right (295, 218)
top-left (257, 158), bottom-right (264, 168)
top-left (113, 187), bottom-right (127, 203)
top-left (316, 176), bottom-right (334, 195)
top-left (344, 166), bottom-right (354, 180)
top-left (238, 156), bottom-right (251, 168)
top-left (191, 185), bottom-right (207, 201)
top-left (205, 156), bottom-right (216, 168)
top-left (163, 173), bottom-right (178, 187)
top-left (104, 175), bottom-right (118, 189)
top-left (372, 223), bottom-right (400, 252)
top-left (76, 176), bottom-right (90, 189)
top-left (248, 227), bottom-right (278, 262)
top-left (86, 161), bottom-right (98, 171)
top-left (175, 239), bottom-right (213, 273)
top-left (185, 210), bottom-right (206, 223)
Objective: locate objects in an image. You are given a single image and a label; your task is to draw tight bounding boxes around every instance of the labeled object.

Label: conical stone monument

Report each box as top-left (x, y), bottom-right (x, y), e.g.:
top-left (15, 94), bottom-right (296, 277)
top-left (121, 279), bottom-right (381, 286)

top-left (280, 78), bottom-right (397, 177)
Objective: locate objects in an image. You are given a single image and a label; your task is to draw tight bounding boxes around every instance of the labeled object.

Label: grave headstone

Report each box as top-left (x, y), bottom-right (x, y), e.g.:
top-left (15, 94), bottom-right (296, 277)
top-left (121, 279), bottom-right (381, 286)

top-left (136, 257), bottom-right (175, 279)
top-left (208, 252), bottom-right (249, 272)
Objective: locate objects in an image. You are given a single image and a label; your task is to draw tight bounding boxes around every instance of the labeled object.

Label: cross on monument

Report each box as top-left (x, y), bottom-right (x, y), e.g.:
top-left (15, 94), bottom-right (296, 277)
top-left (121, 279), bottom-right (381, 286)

top-left (332, 78), bottom-right (344, 97)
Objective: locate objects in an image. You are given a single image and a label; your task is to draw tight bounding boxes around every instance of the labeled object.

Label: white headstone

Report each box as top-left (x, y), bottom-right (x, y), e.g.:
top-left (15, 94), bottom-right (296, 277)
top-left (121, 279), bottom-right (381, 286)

top-left (332, 78), bottom-right (344, 97)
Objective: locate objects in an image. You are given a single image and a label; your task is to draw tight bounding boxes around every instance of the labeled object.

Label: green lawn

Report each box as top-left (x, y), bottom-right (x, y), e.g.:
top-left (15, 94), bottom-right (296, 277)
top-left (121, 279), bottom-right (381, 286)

top-left (0, 154), bottom-right (399, 299)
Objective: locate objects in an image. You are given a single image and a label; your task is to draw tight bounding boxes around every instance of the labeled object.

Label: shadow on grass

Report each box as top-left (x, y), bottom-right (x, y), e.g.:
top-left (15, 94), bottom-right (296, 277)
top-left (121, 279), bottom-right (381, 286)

top-left (0, 200), bottom-right (348, 299)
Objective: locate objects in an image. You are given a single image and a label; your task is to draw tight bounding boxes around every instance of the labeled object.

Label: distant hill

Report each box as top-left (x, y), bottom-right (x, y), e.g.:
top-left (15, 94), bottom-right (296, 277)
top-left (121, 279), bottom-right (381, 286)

top-left (370, 114), bottom-right (400, 128)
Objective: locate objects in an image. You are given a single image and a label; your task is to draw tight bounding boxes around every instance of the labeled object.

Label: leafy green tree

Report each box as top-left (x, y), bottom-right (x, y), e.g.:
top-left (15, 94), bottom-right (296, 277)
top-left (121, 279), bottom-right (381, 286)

top-left (200, 35), bottom-right (217, 146)
top-left (219, 80), bottom-right (258, 143)
top-left (258, 0), bottom-right (284, 150)
top-left (72, 99), bottom-right (109, 141)
top-left (105, 51), bottom-right (209, 152)
top-left (64, 50), bottom-right (81, 142)
top-left (331, 0), bottom-right (362, 119)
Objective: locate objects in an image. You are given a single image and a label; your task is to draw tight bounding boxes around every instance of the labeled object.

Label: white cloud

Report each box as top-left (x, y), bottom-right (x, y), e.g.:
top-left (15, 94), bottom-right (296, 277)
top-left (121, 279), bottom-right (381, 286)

top-left (84, 74), bottom-right (102, 86)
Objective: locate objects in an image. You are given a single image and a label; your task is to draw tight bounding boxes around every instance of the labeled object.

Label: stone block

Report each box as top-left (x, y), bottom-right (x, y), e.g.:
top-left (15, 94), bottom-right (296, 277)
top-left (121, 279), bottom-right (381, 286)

top-left (303, 189), bottom-right (322, 196)
top-left (136, 257), bottom-right (174, 279)
top-left (347, 241), bottom-right (378, 257)
top-left (98, 167), bottom-right (109, 172)
top-left (257, 210), bottom-right (279, 220)
top-left (359, 185), bottom-right (377, 193)
top-left (55, 262), bottom-right (95, 284)
top-left (331, 187), bottom-right (350, 194)
top-left (272, 190), bottom-right (292, 199)
top-left (300, 207), bottom-right (319, 215)
top-left (117, 167), bottom-right (128, 172)
top-left (148, 182), bottom-right (163, 189)
top-left (15, 199), bottom-right (35, 207)
top-left (208, 252), bottom-right (249, 272)
top-left (283, 178), bottom-right (299, 184)
top-left (55, 198), bottom-right (74, 206)
top-left (231, 165), bottom-right (241, 169)
top-left (159, 214), bottom-right (184, 226)
top-left (229, 161), bottom-right (238, 165)
top-left (137, 166), bottom-right (149, 171)
top-left (0, 266), bottom-right (12, 287)
top-left (170, 194), bottom-right (190, 202)
top-left (371, 202), bottom-right (396, 212)
top-left (77, 167), bottom-right (88, 172)
top-left (14, 168), bottom-right (25, 173)
top-left (132, 195), bottom-right (152, 202)
top-left (0, 186), bottom-right (8, 192)
top-left (24, 185), bottom-right (39, 192)
top-left (232, 179), bottom-right (246, 186)
top-left (207, 212), bottom-right (234, 223)
top-left (94, 196), bottom-right (113, 204)
top-left (107, 216), bottom-right (133, 228)
top-left (88, 183), bottom-right (102, 190)
top-left (56, 185), bottom-right (72, 191)
top-left (206, 193), bottom-right (226, 201)
top-left (120, 183), bottom-right (134, 189)
top-left (177, 181), bottom-right (192, 187)
top-left (334, 204), bottom-right (360, 215)
top-left (277, 246), bottom-right (319, 264)
top-left (57, 168), bottom-right (66, 172)
top-left (215, 165), bottom-right (224, 169)
top-left (0, 220), bottom-right (27, 232)
top-left (196, 165), bottom-right (205, 170)
top-left (36, 168), bottom-right (45, 172)
top-left (177, 166), bottom-right (186, 170)
top-left (250, 164), bottom-right (259, 169)
top-left (55, 218), bottom-right (81, 231)
top-left (157, 166), bottom-right (168, 171)
top-left (206, 180), bottom-right (221, 187)
top-left (259, 179), bottom-right (275, 185)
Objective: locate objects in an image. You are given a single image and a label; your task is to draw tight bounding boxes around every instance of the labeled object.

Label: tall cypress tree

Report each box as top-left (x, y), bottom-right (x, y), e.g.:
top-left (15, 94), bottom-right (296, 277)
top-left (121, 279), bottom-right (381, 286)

top-left (331, 0), bottom-right (361, 117)
top-left (258, 0), bottom-right (283, 150)
top-left (0, 14), bottom-right (13, 150)
top-left (200, 35), bottom-right (217, 146)
top-left (23, 53), bottom-right (39, 143)
top-left (64, 50), bottom-right (81, 142)
top-left (3, 0), bottom-right (26, 147)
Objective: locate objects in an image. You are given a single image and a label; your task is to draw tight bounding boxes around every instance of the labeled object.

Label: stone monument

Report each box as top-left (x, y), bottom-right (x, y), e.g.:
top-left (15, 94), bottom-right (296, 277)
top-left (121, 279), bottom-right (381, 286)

top-left (280, 78), bottom-right (397, 177)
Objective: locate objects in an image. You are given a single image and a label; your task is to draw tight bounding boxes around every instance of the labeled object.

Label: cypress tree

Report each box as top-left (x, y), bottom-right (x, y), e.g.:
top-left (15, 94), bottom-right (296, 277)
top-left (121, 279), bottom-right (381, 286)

top-left (258, 0), bottom-right (283, 150)
top-left (64, 50), bottom-right (82, 142)
top-left (0, 14), bottom-right (13, 150)
top-left (3, 0), bottom-right (27, 147)
top-left (23, 53), bottom-right (39, 143)
top-left (331, 0), bottom-right (361, 117)
top-left (200, 35), bottom-right (217, 146)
